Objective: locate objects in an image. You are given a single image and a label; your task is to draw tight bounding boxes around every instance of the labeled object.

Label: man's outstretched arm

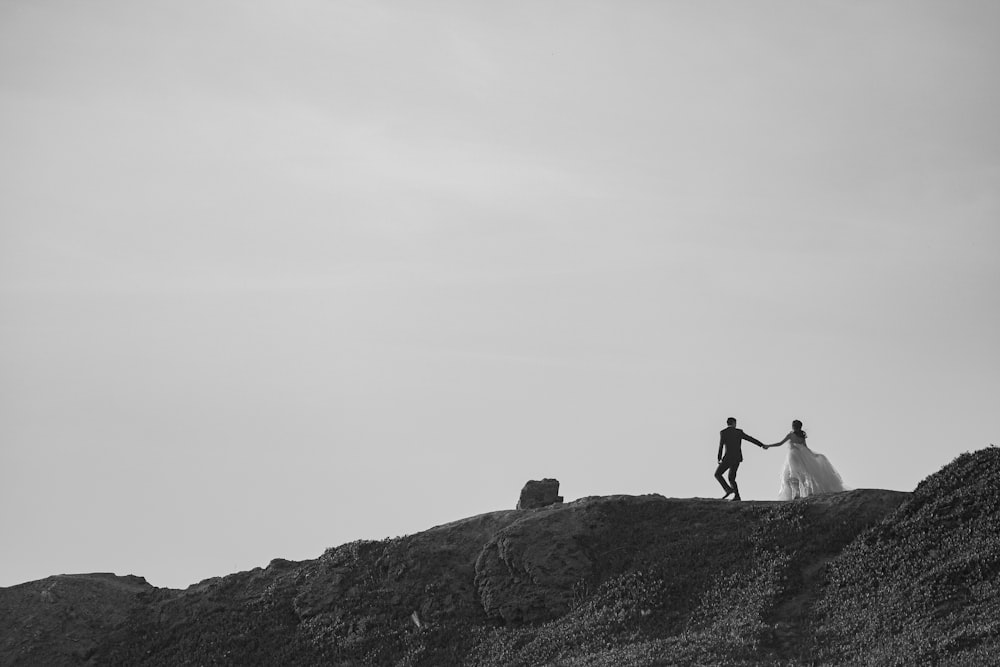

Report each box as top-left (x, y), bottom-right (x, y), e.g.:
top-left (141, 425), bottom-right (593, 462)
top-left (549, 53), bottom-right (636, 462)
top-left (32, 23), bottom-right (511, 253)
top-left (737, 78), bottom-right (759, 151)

top-left (743, 433), bottom-right (767, 448)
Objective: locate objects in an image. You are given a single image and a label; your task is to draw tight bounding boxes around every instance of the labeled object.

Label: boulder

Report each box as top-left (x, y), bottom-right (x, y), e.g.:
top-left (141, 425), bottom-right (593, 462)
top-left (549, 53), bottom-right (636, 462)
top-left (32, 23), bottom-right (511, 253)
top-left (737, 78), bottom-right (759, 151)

top-left (517, 478), bottom-right (563, 510)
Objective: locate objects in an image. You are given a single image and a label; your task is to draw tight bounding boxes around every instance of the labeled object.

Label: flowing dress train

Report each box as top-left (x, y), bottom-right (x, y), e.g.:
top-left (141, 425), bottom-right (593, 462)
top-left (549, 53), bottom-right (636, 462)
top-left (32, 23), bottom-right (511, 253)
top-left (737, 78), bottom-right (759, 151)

top-left (777, 441), bottom-right (845, 500)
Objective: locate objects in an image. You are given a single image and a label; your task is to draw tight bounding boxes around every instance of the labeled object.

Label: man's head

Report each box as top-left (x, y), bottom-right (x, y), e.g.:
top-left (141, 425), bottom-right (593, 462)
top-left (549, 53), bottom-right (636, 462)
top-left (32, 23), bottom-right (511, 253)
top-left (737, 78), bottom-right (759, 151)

top-left (727, 417), bottom-right (737, 426)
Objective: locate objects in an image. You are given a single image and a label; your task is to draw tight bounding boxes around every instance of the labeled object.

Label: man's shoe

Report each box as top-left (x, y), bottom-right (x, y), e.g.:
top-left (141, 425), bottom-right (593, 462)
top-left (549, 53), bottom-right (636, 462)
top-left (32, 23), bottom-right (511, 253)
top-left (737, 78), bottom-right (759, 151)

top-left (731, 495), bottom-right (742, 502)
top-left (721, 490), bottom-right (734, 500)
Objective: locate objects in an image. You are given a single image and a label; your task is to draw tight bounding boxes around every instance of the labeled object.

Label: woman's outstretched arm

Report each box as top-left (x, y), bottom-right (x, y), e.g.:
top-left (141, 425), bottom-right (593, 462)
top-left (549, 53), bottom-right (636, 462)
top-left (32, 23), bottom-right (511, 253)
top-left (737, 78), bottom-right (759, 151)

top-left (768, 432), bottom-right (792, 448)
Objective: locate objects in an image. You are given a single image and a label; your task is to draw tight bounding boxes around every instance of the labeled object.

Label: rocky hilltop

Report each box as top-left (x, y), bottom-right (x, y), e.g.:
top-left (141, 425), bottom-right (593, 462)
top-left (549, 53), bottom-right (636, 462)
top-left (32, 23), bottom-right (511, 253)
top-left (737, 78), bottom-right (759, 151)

top-left (3, 447), bottom-right (1000, 666)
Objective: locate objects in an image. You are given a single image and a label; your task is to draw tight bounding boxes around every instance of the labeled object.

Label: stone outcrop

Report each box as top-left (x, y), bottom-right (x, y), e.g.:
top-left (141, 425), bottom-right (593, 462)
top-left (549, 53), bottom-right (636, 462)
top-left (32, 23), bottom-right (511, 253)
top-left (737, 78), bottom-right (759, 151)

top-left (516, 478), bottom-right (563, 509)
top-left (476, 489), bottom-right (913, 626)
top-left (0, 573), bottom-right (154, 666)
top-left (475, 499), bottom-right (594, 623)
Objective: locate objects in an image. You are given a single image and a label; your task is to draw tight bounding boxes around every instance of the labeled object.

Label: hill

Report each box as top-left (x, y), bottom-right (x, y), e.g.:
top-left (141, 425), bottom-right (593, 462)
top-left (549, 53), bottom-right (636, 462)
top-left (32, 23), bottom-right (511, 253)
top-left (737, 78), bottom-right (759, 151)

top-left (2, 446), bottom-right (999, 666)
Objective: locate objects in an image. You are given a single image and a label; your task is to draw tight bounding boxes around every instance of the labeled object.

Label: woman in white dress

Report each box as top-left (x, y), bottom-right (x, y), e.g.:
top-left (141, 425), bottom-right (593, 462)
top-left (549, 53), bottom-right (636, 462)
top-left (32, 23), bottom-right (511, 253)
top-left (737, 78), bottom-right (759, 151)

top-left (765, 420), bottom-right (845, 500)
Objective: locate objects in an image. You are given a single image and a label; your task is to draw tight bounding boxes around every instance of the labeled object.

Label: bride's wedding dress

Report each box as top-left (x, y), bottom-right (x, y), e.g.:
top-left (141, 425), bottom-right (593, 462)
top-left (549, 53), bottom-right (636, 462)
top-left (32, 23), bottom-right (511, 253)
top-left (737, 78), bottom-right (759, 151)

top-left (777, 441), bottom-right (845, 500)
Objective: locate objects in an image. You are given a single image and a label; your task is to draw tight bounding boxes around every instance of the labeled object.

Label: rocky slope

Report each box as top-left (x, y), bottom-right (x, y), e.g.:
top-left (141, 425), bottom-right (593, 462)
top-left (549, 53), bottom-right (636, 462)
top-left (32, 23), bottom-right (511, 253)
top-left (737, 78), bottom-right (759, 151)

top-left (3, 447), bottom-right (999, 666)
top-left (0, 574), bottom-right (154, 666)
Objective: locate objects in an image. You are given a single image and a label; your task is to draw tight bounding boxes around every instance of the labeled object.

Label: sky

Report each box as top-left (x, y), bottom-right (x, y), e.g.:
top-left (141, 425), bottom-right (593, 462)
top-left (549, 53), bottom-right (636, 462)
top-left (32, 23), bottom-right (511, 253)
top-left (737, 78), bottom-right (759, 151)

top-left (1, 0), bottom-right (998, 590)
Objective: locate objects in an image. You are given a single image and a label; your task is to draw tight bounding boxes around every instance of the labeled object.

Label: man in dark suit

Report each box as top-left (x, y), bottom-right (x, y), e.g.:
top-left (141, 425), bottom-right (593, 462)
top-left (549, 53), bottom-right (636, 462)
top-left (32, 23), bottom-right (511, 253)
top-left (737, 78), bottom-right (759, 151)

top-left (716, 417), bottom-right (767, 501)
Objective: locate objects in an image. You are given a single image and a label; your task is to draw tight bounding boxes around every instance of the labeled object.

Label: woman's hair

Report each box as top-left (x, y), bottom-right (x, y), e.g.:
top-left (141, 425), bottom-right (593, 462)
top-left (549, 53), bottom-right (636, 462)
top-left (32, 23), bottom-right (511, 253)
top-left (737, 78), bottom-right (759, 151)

top-left (792, 420), bottom-right (807, 438)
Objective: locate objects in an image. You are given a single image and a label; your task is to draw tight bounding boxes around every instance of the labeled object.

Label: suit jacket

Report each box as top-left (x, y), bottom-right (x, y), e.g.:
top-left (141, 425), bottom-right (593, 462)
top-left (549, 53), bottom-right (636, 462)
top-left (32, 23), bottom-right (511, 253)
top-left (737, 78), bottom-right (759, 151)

top-left (718, 426), bottom-right (765, 462)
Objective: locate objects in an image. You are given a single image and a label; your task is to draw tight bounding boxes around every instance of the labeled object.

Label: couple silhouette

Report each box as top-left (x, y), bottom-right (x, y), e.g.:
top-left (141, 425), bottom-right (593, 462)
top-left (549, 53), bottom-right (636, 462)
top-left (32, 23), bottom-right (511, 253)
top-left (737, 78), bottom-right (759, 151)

top-left (715, 416), bottom-right (846, 501)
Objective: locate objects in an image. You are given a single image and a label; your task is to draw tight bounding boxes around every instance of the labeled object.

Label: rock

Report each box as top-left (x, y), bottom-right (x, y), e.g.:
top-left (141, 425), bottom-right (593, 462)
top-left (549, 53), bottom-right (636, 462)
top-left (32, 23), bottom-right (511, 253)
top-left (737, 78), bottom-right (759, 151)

top-left (475, 504), bottom-right (593, 623)
top-left (517, 478), bottom-right (563, 510)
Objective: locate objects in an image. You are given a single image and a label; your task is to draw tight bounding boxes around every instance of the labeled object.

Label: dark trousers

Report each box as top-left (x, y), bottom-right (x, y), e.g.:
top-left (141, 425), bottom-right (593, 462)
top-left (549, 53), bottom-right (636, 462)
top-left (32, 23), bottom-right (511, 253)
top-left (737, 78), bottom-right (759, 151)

top-left (715, 459), bottom-right (741, 496)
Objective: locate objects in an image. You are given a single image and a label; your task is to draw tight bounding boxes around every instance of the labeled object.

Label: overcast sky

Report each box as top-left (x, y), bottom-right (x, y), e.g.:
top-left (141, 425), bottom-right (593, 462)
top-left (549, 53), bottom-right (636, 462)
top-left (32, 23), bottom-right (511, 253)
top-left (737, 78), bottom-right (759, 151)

top-left (2, 0), bottom-right (998, 590)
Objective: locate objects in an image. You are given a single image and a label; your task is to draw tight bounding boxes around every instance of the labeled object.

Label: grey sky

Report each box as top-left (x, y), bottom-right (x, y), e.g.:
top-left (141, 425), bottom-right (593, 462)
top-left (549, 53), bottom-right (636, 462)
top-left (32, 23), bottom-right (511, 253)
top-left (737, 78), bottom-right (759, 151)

top-left (2, 0), bottom-right (998, 588)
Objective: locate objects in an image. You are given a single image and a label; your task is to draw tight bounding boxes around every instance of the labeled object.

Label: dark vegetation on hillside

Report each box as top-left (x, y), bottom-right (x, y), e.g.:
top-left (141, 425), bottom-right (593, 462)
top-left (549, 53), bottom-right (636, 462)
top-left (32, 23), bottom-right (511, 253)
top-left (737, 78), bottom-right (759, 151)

top-left (813, 448), bottom-right (1000, 666)
top-left (2, 447), bottom-right (998, 666)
